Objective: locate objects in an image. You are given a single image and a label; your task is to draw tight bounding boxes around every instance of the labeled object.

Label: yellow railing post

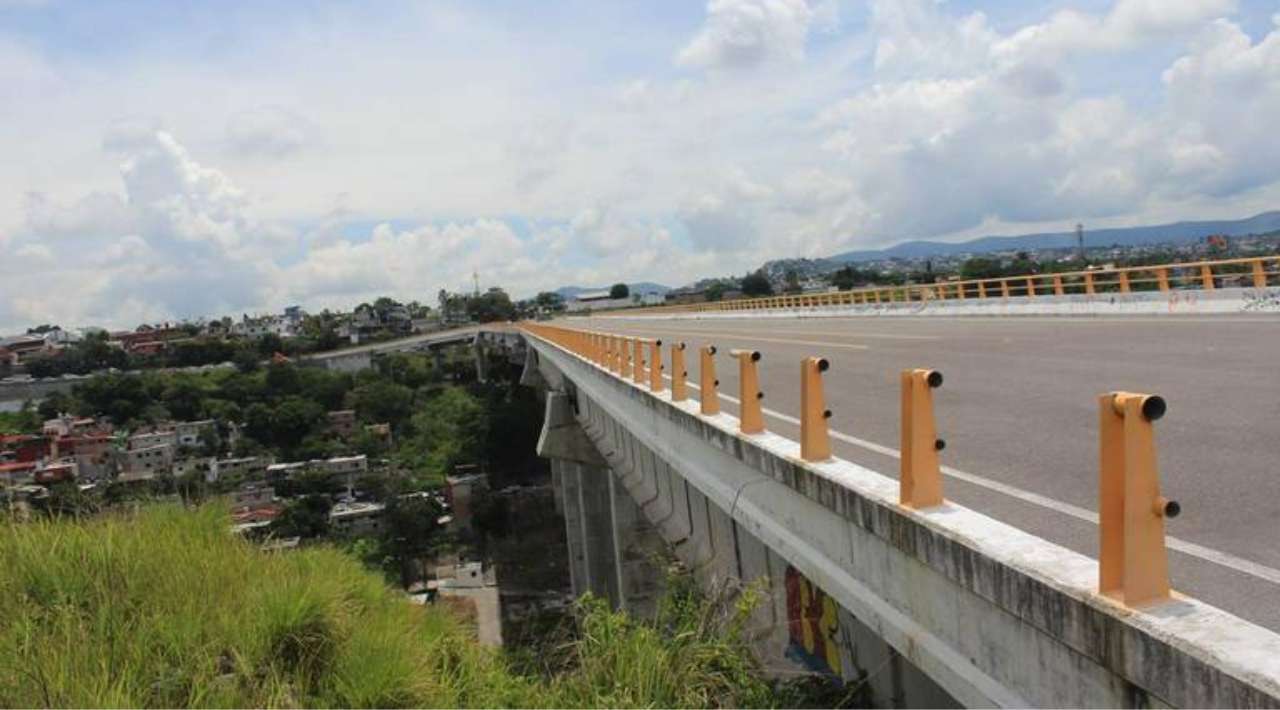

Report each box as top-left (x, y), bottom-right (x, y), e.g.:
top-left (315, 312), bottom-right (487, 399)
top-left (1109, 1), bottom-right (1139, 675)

top-left (1026, 276), bottom-right (1037, 297)
top-left (620, 337), bottom-right (633, 379)
top-left (1053, 275), bottom-right (1064, 296)
top-left (699, 346), bottom-right (720, 415)
top-left (1084, 271), bottom-right (1096, 295)
top-left (1253, 259), bottom-right (1268, 288)
top-left (900, 369), bottom-right (945, 509)
top-left (649, 339), bottom-right (664, 392)
top-left (1118, 271), bottom-right (1131, 293)
top-left (977, 281), bottom-right (987, 299)
top-left (1155, 268), bottom-right (1170, 292)
top-left (800, 357), bottom-right (832, 461)
top-left (1000, 280), bottom-right (1011, 298)
top-left (1200, 264), bottom-right (1215, 290)
top-left (731, 349), bottom-right (765, 434)
top-left (633, 338), bottom-right (646, 385)
top-left (1099, 392), bottom-right (1178, 607)
top-left (670, 342), bottom-right (688, 402)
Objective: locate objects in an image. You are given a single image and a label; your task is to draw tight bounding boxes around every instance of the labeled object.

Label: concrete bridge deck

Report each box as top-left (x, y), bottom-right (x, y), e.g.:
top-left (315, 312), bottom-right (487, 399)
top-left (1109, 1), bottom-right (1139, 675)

top-left (571, 314), bottom-right (1280, 633)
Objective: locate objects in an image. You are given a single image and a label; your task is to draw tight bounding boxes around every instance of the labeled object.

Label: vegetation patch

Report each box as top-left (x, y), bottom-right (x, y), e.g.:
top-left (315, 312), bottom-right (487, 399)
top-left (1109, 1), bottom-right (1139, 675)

top-left (0, 505), bottom-right (852, 708)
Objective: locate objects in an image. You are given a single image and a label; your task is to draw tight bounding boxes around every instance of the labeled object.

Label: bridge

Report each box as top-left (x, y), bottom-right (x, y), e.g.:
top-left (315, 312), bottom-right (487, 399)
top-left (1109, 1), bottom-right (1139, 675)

top-left (516, 276), bottom-right (1280, 707)
top-left (301, 325), bottom-right (500, 372)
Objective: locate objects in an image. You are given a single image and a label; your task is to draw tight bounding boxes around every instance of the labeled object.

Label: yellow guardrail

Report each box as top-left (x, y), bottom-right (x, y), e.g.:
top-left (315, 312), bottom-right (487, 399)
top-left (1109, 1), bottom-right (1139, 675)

top-left (607, 255), bottom-right (1280, 316)
top-left (521, 321), bottom-right (1180, 609)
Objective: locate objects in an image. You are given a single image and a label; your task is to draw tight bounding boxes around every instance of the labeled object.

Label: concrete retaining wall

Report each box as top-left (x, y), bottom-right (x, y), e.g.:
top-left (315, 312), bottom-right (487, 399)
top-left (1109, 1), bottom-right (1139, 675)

top-left (611, 286), bottom-right (1280, 320)
top-left (526, 333), bottom-right (1280, 708)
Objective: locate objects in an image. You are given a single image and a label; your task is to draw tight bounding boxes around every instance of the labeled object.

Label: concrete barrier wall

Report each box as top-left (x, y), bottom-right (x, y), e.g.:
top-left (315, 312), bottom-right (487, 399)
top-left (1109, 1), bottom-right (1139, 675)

top-left (526, 333), bottom-right (1280, 708)
top-left (611, 286), bottom-right (1280, 320)
top-left (0, 378), bottom-right (78, 407)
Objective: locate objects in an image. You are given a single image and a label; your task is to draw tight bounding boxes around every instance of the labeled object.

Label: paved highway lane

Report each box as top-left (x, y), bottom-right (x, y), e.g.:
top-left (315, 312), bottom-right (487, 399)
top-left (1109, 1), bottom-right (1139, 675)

top-left (571, 314), bottom-right (1280, 630)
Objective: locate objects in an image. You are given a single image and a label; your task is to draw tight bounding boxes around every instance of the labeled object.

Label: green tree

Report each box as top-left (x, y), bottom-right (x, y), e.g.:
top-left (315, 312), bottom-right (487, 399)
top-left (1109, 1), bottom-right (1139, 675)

top-left (0, 403), bottom-right (40, 434)
top-left (264, 362), bottom-right (302, 396)
top-left (40, 481), bottom-right (100, 519)
top-left (609, 283), bottom-right (630, 299)
top-left (534, 291), bottom-right (565, 312)
top-left (959, 257), bottom-right (1004, 280)
top-left (398, 387), bottom-right (486, 482)
top-left (740, 270), bottom-right (773, 297)
top-left (244, 397), bottom-right (323, 452)
top-left (273, 494), bottom-right (333, 538)
top-left (783, 269), bottom-right (802, 294)
top-left (162, 378), bottom-right (206, 421)
top-left (38, 391), bottom-right (74, 420)
top-left (465, 288), bottom-right (517, 323)
top-left (383, 493), bottom-right (445, 587)
top-left (255, 333), bottom-right (286, 358)
top-left (830, 265), bottom-right (875, 291)
top-left (232, 347), bottom-right (260, 374)
top-left (347, 380), bottom-right (415, 427)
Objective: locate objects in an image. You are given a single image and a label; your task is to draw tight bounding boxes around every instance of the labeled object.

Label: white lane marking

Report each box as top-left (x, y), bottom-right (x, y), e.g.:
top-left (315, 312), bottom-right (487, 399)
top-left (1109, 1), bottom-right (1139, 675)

top-left (664, 374), bottom-right (1280, 587)
top-left (624, 328), bottom-right (871, 350)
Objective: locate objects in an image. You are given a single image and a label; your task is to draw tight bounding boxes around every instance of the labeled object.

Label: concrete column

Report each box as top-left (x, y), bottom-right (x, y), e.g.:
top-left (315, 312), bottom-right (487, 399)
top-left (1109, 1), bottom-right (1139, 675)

top-left (576, 461), bottom-right (621, 606)
top-left (554, 459), bottom-right (589, 598)
top-left (608, 466), bottom-right (664, 618)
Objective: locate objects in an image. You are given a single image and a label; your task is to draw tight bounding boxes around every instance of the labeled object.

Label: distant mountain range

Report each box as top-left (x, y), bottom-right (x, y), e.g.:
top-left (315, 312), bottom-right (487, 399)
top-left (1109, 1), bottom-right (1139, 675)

top-left (555, 282), bottom-right (671, 300)
top-left (827, 211), bottom-right (1280, 263)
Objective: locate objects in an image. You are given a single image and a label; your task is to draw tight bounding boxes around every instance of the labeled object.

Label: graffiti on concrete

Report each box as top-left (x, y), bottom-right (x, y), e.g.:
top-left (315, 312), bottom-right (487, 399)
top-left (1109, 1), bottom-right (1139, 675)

top-left (1167, 291), bottom-right (1200, 313)
top-left (784, 565), bottom-right (841, 675)
top-left (1242, 288), bottom-right (1280, 312)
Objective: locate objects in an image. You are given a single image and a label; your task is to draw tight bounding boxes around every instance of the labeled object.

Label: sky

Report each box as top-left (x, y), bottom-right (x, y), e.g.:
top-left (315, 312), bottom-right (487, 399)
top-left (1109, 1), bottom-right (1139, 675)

top-left (2, 0), bottom-right (1279, 331)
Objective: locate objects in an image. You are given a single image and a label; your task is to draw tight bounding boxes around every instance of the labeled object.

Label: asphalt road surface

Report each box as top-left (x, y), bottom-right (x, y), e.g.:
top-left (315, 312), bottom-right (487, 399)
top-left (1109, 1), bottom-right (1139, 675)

top-left (571, 314), bottom-right (1280, 631)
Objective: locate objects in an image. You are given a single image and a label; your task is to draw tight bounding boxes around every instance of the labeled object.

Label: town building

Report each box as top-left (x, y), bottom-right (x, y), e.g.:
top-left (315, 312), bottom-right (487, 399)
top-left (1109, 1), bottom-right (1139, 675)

top-left (445, 468), bottom-right (488, 531)
top-left (0, 461), bottom-right (37, 485)
top-left (565, 291), bottom-right (634, 313)
top-left (128, 429), bottom-right (177, 451)
top-left (329, 501), bottom-right (386, 537)
top-left (209, 456), bottom-right (265, 483)
top-left (52, 434), bottom-right (114, 480)
top-left (33, 460), bottom-right (77, 485)
top-left (327, 410), bottom-right (357, 439)
top-left (119, 444), bottom-right (173, 478)
top-left (174, 420), bottom-right (217, 448)
top-left (1, 434), bottom-right (50, 463)
top-left (231, 484), bottom-right (275, 511)
top-left (43, 415), bottom-right (106, 438)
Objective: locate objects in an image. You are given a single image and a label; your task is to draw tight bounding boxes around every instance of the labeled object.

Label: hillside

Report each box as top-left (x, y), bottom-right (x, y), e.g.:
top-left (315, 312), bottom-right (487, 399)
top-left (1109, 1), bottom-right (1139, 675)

top-left (829, 211), bottom-right (1280, 263)
top-left (0, 504), bottom-right (820, 708)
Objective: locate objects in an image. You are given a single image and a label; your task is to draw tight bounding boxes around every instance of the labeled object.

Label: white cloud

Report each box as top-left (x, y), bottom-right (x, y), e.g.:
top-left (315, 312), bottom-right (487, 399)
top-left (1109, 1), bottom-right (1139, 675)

top-left (3, 1), bottom-right (1280, 332)
top-left (677, 0), bottom-right (815, 71)
top-left (226, 106), bottom-right (315, 158)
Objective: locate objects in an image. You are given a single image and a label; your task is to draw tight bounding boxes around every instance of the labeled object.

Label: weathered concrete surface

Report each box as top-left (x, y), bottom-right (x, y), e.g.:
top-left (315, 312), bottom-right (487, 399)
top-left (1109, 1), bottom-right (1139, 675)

top-left (618, 286), bottom-right (1280, 320)
top-left (537, 391), bottom-right (606, 466)
top-left (526, 330), bottom-right (1280, 708)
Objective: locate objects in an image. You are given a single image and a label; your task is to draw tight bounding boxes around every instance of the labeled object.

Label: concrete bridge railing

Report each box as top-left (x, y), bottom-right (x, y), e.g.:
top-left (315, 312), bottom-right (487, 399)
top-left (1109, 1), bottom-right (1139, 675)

top-left (521, 322), bottom-right (1280, 708)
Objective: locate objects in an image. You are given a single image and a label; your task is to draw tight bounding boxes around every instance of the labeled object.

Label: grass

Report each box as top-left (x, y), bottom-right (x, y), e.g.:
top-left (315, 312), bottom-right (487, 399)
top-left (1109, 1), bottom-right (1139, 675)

top-left (0, 504), bottom-right (848, 708)
top-left (0, 504), bottom-right (532, 707)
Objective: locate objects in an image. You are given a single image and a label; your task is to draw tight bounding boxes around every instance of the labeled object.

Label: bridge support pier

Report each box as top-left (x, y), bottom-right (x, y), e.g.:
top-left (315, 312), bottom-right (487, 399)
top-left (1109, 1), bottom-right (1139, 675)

top-left (539, 390), bottom-right (663, 616)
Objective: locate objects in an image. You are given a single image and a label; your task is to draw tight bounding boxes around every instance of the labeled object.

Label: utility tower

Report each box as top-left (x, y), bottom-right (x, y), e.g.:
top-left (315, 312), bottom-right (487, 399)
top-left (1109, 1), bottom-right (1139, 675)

top-left (472, 269), bottom-right (480, 297)
top-left (1076, 223), bottom-right (1086, 261)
